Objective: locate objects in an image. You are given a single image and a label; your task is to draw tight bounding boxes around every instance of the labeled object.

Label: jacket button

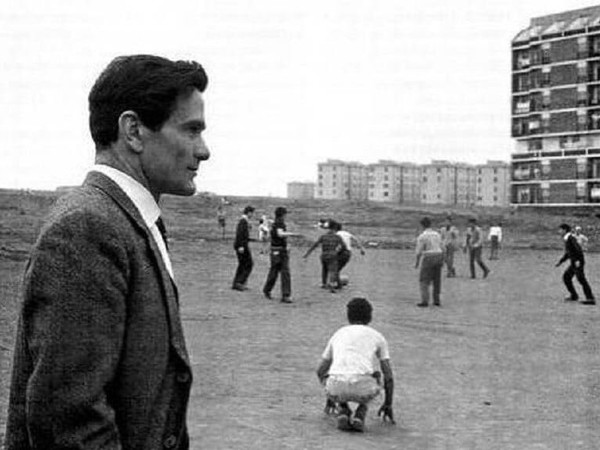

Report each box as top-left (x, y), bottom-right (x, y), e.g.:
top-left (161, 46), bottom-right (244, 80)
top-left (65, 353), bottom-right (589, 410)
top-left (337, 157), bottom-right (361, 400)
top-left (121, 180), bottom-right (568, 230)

top-left (176, 372), bottom-right (190, 383)
top-left (164, 435), bottom-right (177, 448)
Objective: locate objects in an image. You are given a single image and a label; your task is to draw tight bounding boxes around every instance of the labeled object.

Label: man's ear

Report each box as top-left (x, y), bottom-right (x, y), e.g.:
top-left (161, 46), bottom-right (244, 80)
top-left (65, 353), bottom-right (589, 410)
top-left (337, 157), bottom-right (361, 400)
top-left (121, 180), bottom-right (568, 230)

top-left (118, 111), bottom-right (144, 153)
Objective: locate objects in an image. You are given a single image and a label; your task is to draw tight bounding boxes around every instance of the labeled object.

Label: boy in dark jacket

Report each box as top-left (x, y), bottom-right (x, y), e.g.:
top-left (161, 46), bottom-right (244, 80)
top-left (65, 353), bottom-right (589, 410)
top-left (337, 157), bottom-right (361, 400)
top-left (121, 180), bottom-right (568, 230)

top-left (556, 223), bottom-right (595, 304)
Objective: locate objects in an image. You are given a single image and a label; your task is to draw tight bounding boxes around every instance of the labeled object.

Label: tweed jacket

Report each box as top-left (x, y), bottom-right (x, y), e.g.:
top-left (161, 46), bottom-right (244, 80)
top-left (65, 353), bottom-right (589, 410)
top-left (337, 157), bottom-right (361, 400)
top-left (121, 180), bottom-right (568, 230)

top-left (5, 171), bottom-right (192, 450)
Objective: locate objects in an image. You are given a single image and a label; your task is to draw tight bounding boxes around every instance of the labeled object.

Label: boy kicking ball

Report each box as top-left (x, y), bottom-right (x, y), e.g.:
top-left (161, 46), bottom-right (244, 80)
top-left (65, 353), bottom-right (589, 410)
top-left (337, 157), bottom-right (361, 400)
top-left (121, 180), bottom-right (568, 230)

top-left (316, 297), bottom-right (395, 432)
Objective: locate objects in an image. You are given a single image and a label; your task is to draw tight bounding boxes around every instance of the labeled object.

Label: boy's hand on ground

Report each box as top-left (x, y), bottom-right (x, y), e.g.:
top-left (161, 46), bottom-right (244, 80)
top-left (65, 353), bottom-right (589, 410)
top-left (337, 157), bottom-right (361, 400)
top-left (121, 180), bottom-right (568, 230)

top-left (378, 404), bottom-right (395, 424)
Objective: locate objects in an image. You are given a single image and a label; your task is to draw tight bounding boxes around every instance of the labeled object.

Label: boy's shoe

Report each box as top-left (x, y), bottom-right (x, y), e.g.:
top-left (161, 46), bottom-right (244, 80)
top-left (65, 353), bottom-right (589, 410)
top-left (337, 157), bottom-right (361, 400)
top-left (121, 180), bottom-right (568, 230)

top-left (564, 296), bottom-right (578, 302)
top-left (336, 414), bottom-right (353, 431)
top-left (350, 417), bottom-right (364, 432)
top-left (581, 298), bottom-right (596, 305)
top-left (351, 404), bottom-right (367, 432)
top-left (280, 296), bottom-right (293, 303)
top-left (263, 291), bottom-right (272, 300)
top-left (416, 302), bottom-right (428, 307)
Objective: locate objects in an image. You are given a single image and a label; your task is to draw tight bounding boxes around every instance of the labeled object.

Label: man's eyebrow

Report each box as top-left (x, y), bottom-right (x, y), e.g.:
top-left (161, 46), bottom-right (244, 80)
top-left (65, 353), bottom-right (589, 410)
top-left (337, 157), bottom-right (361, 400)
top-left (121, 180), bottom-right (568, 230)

top-left (183, 119), bottom-right (206, 129)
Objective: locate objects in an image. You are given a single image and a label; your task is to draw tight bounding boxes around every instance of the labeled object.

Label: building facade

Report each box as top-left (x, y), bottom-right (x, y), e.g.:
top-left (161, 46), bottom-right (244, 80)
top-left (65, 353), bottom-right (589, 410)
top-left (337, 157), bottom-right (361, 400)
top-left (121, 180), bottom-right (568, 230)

top-left (475, 161), bottom-right (510, 206)
top-left (511, 6), bottom-right (600, 205)
top-left (315, 160), bottom-right (369, 200)
top-left (367, 160), bottom-right (422, 203)
top-left (316, 159), bottom-right (509, 206)
top-left (287, 181), bottom-right (315, 199)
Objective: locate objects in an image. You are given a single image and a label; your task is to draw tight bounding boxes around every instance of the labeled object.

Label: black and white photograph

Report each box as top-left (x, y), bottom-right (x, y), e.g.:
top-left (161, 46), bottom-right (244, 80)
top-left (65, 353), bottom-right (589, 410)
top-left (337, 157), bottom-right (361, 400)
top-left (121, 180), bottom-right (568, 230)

top-left (2, 1), bottom-right (600, 448)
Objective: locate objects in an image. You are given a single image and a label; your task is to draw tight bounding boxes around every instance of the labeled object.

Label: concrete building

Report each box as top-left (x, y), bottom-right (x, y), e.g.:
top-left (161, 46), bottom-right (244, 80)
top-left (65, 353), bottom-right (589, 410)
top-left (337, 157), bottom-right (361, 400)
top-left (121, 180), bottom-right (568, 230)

top-left (316, 160), bottom-right (369, 200)
top-left (475, 161), bottom-right (510, 207)
top-left (315, 158), bottom-right (509, 206)
top-left (287, 181), bottom-right (315, 199)
top-left (367, 160), bottom-right (422, 203)
top-left (511, 5), bottom-right (600, 205)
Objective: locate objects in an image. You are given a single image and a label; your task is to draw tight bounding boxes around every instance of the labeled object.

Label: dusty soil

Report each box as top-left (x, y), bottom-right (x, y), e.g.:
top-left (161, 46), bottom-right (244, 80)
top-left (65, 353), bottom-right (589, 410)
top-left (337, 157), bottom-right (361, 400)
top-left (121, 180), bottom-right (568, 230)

top-left (2, 191), bottom-right (600, 449)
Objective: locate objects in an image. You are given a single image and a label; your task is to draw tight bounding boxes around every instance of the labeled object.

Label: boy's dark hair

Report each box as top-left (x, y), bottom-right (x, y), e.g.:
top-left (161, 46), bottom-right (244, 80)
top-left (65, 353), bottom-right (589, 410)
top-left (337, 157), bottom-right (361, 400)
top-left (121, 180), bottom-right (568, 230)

top-left (420, 217), bottom-right (431, 228)
top-left (89, 54), bottom-right (208, 148)
top-left (328, 219), bottom-right (340, 231)
top-left (559, 223), bottom-right (571, 232)
top-left (275, 207), bottom-right (287, 218)
top-left (243, 206), bottom-right (255, 215)
top-left (347, 297), bottom-right (372, 325)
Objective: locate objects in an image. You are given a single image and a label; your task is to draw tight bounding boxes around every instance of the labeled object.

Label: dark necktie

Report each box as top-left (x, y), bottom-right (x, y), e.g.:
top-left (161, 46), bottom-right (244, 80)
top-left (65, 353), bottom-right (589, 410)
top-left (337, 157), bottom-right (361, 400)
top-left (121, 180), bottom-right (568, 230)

top-left (156, 217), bottom-right (169, 251)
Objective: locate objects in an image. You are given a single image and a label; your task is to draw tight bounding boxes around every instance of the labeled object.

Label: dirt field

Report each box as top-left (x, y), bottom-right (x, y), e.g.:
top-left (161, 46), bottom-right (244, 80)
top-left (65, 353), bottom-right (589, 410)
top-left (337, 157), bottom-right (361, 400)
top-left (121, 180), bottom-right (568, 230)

top-left (2, 193), bottom-right (600, 449)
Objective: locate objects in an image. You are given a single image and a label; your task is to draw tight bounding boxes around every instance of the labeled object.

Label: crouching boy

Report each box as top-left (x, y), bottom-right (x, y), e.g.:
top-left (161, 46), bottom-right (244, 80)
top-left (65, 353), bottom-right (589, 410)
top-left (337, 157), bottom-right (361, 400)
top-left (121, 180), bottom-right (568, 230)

top-left (316, 297), bottom-right (395, 432)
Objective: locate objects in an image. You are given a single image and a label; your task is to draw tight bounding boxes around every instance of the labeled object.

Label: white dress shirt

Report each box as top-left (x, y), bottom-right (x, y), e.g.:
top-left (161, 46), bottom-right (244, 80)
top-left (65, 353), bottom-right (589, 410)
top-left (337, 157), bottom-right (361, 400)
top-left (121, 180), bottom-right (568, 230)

top-left (91, 164), bottom-right (174, 278)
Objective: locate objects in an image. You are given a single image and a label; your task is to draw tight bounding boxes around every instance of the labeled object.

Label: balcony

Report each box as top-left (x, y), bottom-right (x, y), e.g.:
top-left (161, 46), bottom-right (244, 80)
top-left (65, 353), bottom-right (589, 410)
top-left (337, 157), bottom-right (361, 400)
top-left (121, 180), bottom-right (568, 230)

top-left (514, 101), bottom-right (530, 115)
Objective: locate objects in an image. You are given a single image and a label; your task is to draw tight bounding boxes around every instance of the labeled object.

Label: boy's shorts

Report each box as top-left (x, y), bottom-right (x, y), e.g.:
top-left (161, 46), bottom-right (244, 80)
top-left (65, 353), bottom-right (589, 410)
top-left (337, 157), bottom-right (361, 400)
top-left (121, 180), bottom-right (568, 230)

top-left (325, 374), bottom-right (382, 404)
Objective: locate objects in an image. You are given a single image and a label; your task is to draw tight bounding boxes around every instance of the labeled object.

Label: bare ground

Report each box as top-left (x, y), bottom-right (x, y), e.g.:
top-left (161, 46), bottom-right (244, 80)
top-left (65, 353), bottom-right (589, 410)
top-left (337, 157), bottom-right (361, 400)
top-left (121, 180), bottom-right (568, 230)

top-left (2, 193), bottom-right (600, 448)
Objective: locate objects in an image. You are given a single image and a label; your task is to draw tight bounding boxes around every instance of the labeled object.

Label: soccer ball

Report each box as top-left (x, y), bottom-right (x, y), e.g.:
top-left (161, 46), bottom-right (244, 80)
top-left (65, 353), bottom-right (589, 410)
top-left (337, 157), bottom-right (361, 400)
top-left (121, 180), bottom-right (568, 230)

top-left (339, 275), bottom-right (349, 286)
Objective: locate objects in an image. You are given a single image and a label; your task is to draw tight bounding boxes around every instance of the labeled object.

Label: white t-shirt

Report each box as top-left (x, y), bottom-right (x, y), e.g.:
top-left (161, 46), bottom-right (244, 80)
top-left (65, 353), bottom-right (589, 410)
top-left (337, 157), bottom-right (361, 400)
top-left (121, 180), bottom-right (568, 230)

top-left (322, 324), bottom-right (390, 375)
top-left (337, 230), bottom-right (353, 251)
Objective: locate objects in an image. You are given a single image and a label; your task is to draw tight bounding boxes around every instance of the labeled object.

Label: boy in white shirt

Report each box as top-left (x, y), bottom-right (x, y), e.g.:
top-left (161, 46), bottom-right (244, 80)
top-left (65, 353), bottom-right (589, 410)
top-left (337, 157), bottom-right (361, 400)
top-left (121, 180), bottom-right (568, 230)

top-left (316, 298), bottom-right (395, 432)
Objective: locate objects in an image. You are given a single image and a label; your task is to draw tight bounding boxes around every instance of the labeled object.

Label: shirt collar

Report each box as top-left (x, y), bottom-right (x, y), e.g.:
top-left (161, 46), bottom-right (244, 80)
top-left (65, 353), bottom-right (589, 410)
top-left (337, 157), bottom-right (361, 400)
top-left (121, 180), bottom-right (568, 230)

top-left (91, 164), bottom-right (161, 227)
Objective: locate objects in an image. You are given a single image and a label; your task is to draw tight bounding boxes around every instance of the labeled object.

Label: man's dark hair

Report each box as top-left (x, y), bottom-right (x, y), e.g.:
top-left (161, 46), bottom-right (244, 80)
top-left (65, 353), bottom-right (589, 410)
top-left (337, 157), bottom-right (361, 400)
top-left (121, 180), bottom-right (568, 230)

top-left (347, 297), bottom-right (372, 325)
top-left (420, 217), bottom-right (431, 228)
top-left (275, 207), bottom-right (287, 218)
top-left (89, 54), bottom-right (208, 148)
top-left (243, 206), bottom-right (255, 215)
top-left (559, 223), bottom-right (571, 232)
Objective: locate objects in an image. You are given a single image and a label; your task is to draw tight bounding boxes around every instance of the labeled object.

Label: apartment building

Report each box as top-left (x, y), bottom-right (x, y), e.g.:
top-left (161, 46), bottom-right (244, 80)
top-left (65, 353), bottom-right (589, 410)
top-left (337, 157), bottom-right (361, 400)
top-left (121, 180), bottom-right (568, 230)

top-left (367, 160), bottom-right (422, 203)
top-left (475, 161), bottom-right (510, 206)
top-left (315, 160), bottom-right (369, 200)
top-left (511, 5), bottom-right (600, 205)
top-left (315, 159), bottom-right (508, 206)
top-left (287, 181), bottom-right (315, 199)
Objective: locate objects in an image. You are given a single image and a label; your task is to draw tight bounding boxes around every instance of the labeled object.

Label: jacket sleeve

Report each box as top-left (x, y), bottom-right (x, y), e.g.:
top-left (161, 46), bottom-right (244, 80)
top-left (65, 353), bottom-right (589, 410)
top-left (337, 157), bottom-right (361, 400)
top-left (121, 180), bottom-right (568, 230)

top-left (22, 211), bottom-right (128, 449)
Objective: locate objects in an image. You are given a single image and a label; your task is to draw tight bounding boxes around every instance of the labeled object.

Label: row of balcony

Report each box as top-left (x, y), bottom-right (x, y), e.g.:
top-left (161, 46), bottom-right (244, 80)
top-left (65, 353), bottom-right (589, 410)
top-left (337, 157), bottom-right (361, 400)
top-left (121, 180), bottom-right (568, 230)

top-left (514, 47), bottom-right (600, 71)
top-left (513, 96), bottom-right (600, 115)
top-left (513, 69), bottom-right (600, 93)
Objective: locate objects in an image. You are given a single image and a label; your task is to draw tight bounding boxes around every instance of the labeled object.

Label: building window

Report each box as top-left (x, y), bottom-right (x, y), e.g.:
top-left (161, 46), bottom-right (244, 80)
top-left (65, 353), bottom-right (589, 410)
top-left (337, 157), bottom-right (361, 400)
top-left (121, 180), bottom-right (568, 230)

top-left (493, 177), bottom-right (498, 183)
top-left (423, 176), bottom-right (427, 182)
top-left (493, 196), bottom-right (498, 202)
top-left (493, 168), bottom-right (498, 174)
top-left (384, 192), bottom-right (389, 197)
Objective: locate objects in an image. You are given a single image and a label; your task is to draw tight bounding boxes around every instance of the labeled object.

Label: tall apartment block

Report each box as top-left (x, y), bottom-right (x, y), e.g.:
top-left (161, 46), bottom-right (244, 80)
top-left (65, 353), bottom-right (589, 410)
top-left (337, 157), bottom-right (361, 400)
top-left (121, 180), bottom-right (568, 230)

top-left (511, 5), bottom-right (600, 205)
top-left (315, 160), bottom-right (369, 200)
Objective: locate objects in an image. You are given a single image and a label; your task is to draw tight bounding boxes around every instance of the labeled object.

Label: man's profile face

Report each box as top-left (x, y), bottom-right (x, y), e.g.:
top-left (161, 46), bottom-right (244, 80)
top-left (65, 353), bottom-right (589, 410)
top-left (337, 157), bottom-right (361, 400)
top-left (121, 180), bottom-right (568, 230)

top-left (140, 89), bottom-right (209, 198)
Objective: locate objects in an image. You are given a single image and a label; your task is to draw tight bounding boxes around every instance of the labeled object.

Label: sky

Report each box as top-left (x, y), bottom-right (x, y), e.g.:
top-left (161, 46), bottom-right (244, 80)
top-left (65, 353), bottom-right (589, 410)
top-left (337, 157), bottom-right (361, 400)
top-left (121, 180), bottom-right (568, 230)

top-left (2, 0), bottom-right (600, 197)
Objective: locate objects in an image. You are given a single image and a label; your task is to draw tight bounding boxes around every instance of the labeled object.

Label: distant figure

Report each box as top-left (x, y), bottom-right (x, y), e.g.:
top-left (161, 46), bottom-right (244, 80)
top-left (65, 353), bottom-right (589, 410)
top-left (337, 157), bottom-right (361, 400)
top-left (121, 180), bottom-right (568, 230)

top-left (304, 220), bottom-right (345, 293)
top-left (415, 217), bottom-right (444, 307)
top-left (556, 223), bottom-right (595, 304)
top-left (440, 216), bottom-right (460, 277)
top-left (257, 214), bottom-right (272, 254)
top-left (217, 204), bottom-right (226, 239)
top-left (263, 207), bottom-right (301, 303)
top-left (335, 222), bottom-right (366, 282)
top-left (232, 206), bottom-right (255, 291)
top-left (316, 298), bottom-right (395, 432)
top-left (465, 218), bottom-right (490, 279)
top-left (573, 225), bottom-right (589, 252)
top-left (488, 222), bottom-right (503, 260)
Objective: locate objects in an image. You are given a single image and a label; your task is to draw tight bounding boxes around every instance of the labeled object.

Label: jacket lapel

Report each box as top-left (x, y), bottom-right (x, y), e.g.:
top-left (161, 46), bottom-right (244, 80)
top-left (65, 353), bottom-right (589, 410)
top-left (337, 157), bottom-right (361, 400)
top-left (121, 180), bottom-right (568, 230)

top-left (84, 171), bottom-right (191, 367)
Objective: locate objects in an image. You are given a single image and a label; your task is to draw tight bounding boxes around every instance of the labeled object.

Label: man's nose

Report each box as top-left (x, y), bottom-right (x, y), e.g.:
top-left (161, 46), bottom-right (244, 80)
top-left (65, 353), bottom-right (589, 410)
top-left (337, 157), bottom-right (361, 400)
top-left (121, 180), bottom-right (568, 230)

top-left (195, 141), bottom-right (210, 161)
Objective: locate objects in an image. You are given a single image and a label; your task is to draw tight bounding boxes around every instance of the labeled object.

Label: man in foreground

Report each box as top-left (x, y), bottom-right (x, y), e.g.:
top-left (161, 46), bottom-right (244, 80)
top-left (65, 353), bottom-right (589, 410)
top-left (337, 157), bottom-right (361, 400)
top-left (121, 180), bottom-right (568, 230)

top-left (5, 54), bottom-right (210, 449)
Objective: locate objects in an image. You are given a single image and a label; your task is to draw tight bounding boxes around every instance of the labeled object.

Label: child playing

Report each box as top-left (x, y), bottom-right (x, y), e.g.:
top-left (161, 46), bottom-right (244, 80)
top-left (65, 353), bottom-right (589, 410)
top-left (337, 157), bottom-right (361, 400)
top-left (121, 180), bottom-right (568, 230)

top-left (303, 220), bottom-right (345, 292)
top-left (316, 297), bottom-right (395, 432)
